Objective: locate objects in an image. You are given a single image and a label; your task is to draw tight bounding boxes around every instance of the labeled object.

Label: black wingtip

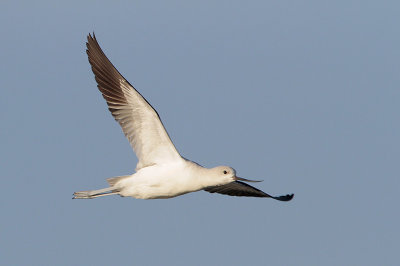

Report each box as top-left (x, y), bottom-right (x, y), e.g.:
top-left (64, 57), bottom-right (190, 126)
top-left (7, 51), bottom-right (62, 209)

top-left (272, 193), bottom-right (294, 201)
top-left (87, 32), bottom-right (96, 46)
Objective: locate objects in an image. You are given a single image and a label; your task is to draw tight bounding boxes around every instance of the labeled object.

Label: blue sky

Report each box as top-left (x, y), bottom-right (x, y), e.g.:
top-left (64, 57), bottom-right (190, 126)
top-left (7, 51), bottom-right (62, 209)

top-left (1, 1), bottom-right (399, 265)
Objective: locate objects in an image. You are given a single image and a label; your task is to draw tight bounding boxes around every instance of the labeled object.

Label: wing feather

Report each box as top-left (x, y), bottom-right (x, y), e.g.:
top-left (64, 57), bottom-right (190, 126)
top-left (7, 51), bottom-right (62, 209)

top-left (86, 33), bottom-right (181, 170)
top-left (204, 181), bottom-right (294, 201)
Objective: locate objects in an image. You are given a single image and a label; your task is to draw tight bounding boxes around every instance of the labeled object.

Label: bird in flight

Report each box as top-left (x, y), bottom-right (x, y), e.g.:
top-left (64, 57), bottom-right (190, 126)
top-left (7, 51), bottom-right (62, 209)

top-left (73, 33), bottom-right (294, 201)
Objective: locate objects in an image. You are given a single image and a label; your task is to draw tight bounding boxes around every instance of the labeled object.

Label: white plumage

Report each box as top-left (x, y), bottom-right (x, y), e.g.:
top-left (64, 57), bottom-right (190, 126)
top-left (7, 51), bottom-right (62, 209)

top-left (73, 33), bottom-right (293, 202)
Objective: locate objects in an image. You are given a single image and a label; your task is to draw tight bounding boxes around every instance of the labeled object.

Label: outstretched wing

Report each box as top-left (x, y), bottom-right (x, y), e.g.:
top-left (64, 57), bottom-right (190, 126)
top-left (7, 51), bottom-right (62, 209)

top-left (204, 181), bottom-right (294, 201)
top-left (86, 33), bottom-right (181, 170)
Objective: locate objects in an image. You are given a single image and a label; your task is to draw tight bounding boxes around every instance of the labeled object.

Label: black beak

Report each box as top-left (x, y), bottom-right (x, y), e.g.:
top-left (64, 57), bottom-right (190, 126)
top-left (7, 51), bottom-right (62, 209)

top-left (235, 176), bottom-right (263, 182)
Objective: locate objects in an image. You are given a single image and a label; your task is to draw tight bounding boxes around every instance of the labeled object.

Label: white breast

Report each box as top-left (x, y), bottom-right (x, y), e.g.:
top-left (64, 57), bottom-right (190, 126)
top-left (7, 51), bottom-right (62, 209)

top-left (115, 160), bottom-right (206, 199)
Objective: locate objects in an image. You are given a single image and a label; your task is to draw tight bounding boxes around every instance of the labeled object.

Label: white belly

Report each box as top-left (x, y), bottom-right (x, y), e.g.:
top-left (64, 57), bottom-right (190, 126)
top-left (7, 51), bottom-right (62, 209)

top-left (115, 162), bottom-right (204, 199)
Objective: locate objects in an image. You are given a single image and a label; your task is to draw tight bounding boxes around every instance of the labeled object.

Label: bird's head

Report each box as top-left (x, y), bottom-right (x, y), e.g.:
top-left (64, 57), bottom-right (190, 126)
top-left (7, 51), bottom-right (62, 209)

top-left (209, 166), bottom-right (261, 186)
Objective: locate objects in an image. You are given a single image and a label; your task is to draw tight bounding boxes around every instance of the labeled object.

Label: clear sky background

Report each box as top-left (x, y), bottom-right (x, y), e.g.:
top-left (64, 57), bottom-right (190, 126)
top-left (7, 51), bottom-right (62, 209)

top-left (1, 1), bottom-right (399, 265)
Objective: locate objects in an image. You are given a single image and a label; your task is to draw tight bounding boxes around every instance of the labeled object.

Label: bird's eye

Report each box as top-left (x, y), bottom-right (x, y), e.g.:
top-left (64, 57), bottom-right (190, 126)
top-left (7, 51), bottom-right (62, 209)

top-left (223, 170), bottom-right (228, 174)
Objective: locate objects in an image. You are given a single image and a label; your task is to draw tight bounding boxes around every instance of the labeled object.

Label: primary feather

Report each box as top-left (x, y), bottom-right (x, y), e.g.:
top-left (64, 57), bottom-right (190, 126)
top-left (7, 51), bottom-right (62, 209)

top-left (86, 33), bottom-right (181, 170)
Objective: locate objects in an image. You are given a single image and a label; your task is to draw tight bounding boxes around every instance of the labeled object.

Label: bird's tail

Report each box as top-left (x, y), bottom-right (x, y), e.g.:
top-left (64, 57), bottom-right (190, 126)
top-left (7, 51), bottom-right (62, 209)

top-left (106, 175), bottom-right (130, 186)
top-left (73, 175), bottom-right (130, 199)
top-left (73, 187), bottom-right (119, 199)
